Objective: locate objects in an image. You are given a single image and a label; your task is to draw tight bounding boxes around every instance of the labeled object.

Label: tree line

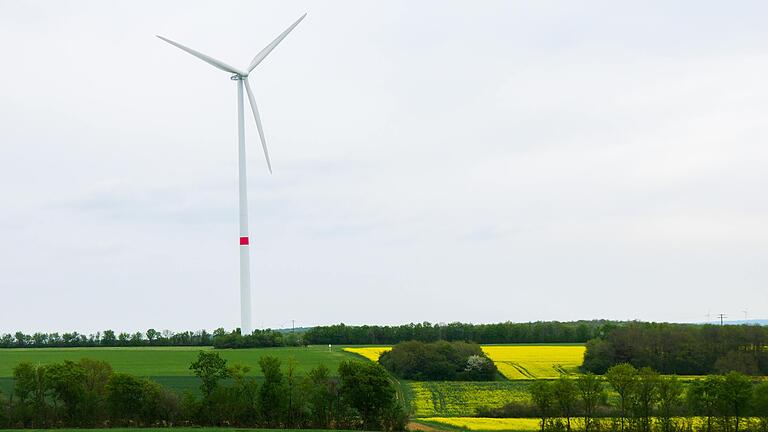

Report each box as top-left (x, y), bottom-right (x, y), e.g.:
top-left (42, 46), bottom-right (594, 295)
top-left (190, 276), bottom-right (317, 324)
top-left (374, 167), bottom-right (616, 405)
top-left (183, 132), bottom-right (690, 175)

top-left (0, 328), bottom-right (301, 349)
top-left (1, 321), bottom-right (613, 349)
top-left (0, 352), bottom-right (406, 430)
top-left (304, 321), bottom-right (612, 345)
top-left (583, 322), bottom-right (768, 375)
top-left (513, 364), bottom-right (768, 432)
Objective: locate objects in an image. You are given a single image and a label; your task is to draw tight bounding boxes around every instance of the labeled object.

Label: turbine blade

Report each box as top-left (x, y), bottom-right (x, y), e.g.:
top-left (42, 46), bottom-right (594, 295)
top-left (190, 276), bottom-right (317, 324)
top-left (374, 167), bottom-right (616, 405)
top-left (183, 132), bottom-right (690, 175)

top-left (244, 77), bottom-right (272, 173)
top-left (247, 13), bottom-right (306, 73)
top-left (156, 35), bottom-right (247, 76)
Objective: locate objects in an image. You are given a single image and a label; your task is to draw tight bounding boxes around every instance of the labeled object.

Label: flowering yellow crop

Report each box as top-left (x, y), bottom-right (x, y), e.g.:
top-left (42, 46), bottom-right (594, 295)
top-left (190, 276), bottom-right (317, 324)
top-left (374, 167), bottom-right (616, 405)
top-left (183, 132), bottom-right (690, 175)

top-left (342, 346), bottom-right (391, 362)
top-left (422, 417), bottom-right (541, 431)
top-left (482, 345), bottom-right (585, 380)
top-left (410, 381), bottom-right (529, 417)
top-left (421, 417), bottom-right (762, 431)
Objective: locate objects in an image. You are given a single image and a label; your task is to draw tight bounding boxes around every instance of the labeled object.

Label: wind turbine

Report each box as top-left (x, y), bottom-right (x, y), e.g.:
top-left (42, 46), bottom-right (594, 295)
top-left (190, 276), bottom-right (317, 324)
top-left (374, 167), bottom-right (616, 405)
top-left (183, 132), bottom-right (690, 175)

top-left (157, 14), bottom-right (306, 336)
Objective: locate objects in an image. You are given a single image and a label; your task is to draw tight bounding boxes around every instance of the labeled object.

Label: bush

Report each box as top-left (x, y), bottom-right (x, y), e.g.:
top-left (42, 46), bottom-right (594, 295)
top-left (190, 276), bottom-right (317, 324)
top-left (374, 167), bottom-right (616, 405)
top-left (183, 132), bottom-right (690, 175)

top-left (379, 340), bottom-right (497, 381)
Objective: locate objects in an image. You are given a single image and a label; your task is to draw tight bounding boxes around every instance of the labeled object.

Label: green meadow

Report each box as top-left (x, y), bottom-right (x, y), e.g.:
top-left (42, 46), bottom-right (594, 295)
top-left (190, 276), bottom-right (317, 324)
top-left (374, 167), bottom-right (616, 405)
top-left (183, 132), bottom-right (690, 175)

top-left (0, 345), bottom-right (362, 395)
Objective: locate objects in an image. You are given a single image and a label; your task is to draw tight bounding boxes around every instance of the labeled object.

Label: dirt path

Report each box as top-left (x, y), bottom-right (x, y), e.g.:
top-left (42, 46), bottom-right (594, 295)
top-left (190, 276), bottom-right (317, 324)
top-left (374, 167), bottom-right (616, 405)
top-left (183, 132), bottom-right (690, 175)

top-left (408, 420), bottom-right (447, 431)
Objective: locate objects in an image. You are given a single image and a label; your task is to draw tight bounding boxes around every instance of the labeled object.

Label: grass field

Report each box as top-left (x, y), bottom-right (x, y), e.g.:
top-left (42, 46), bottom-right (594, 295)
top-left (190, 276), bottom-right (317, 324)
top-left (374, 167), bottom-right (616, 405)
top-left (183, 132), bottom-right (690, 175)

top-left (0, 345), bottom-right (359, 377)
top-left (2, 429), bottom-right (353, 432)
top-left (408, 381), bottom-right (530, 417)
top-left (482, 345), bottom-right (585, 379)
top-left (0, 345), bottom-right (363, 395)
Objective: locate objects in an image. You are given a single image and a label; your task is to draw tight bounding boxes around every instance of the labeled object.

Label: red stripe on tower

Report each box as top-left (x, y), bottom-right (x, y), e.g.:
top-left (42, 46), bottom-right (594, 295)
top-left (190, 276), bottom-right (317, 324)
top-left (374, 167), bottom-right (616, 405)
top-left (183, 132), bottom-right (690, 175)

top-left (240, 236), bottom-right (249, 245)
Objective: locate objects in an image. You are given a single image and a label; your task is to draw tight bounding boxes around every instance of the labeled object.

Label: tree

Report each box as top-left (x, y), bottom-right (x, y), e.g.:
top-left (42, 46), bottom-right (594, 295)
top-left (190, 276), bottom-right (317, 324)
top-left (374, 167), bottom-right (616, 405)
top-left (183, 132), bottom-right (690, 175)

top-left (306, 364), bottom-right (334, 428)
top-left (105, 373), bottom-right (161, 425)
top-left (576, 373), bottom-right (605, 432)
top-left (688, 376), bottom-right (723, 432)
top-left (146, 329), bottom-right (159, 344)
top-left (46, 360), bottom-right (87, 424)
top-left (753, 382), bottom-right (768, 432)
top-left (605, 363), bottom-right (638, 432)
top-left (657, 375), bottom-right (683, 432)
top-left (338, 360), bottom-right (398, 430)
top-left (189, 351), bottom-right (231, 400)
top-left (633, 367), bottom-right (659, 432)
top-left (553, 376), bottom-right (578, 432)
top-left (13, 362), bottom-right (49, 426)
top-left (717, 372), bottom-right (753, 432)
top-left (529, 380), bottom-right (554, 432)
top-left (259, 355), bottom-right (286, 427)
top-left (79, 359), bottom-right (113, 423)
top-left (101, 330), bottom-right (116, 346)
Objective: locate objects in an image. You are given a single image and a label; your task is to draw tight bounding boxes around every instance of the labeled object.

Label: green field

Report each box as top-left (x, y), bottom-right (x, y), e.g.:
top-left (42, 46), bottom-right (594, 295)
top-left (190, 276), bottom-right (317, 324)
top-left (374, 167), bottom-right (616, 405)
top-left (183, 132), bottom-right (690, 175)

top-left (4, 429), bottom-right (353, 432)
top-left (0, 345), bottom-right (357, 377)
top-left (0, 345), bottom-right (362, 395)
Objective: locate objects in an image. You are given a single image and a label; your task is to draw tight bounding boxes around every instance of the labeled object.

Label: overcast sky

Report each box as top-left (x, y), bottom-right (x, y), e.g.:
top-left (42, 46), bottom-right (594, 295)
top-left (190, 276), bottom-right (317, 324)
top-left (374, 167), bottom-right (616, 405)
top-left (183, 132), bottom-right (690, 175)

top-left (1, 1), bottom-right (766, 333)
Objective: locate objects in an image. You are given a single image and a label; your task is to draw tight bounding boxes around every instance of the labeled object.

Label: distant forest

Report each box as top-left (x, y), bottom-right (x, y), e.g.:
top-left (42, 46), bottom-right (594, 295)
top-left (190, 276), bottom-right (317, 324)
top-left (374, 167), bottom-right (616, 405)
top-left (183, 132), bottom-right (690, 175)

top-left (0, 328), bottom-right (299, 349)
top-left (0, 321), bottom-right (612, 348)
top-left (582, 322), bottom-right (768, 375)
top-left (303, 320), bottom-right (612, 345)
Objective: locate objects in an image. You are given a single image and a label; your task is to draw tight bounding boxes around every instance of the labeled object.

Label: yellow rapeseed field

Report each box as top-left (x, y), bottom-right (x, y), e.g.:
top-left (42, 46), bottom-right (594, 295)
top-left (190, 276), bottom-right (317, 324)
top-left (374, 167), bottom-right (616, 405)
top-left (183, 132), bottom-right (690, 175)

top-left (342, 344), bottom-right (585, 381)
top-left (342, 346), bottom-right (392, 361)
top-left (421, 417), bottom-right (540, 431)
top-left (422, 417), bottom-right (762, 431)
top-left (482, 345), bottom-right (585, 380)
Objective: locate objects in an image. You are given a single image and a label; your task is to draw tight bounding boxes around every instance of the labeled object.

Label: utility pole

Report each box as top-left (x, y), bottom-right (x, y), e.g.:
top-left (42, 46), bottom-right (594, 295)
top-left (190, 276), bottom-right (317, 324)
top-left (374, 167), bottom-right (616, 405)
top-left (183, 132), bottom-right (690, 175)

top-left (717, 313), bottom-right (726, 326)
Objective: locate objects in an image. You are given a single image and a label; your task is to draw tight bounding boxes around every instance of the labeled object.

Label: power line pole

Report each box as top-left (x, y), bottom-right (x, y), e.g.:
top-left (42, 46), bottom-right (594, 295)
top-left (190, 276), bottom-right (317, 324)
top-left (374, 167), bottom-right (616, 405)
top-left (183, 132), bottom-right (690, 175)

top-left (717, 313), bottom-right (726, 326)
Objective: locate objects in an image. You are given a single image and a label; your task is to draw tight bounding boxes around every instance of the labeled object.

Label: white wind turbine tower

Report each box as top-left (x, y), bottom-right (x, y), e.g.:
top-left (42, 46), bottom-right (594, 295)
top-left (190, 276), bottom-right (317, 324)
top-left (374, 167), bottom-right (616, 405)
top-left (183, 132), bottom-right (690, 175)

top-left (158, 14), bottom-right (306, 335)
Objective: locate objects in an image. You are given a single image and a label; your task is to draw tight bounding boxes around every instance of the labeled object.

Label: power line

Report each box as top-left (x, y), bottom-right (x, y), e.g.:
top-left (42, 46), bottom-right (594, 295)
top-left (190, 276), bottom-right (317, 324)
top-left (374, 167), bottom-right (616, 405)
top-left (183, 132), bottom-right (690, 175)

top-left (717, 313), bottom-right (727, 326)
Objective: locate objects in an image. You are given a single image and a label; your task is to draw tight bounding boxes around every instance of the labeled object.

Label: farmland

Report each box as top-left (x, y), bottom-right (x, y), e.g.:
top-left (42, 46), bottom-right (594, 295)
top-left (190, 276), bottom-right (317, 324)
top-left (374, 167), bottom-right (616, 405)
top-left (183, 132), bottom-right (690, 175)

top-left (419, 417), bottom-right (541, 431)
top-left (482, 345), bottom-right (585, 379)
top-left (408, 381), bottom-right (530, 417)
top-left (344, 344), bottom-right (586, 380)
top-left (342, 346), bottom-right (392, 361)
top-left (0, 345), bottom-right (358, 377)
top-left (0, 345), bottom-right (363, 395)
top-left (343, 343), bottom-right (588, 417)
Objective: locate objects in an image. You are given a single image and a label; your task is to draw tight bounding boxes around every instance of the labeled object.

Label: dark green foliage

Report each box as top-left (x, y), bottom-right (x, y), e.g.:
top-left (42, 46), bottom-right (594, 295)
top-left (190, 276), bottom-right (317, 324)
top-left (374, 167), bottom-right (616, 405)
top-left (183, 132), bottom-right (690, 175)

top-left (212, 328), bottom-right (305, 348)
top-left (754, 382), bottom-right (768, 431)
top-left (338, 360), bottom-right (403, 431)
top-left (528, 370), bottom-right (763, 432)
top-left (306, 320), bottom-right (611, 345)
top-left (583, 322), bottom-right (768, 375)
top-left (45, 360), bottom-right (87, 422)
top-left (1, 356), bottom-right (405, 429)
top-left (0, 329), bottom-right (213, 348)
top-left (258, 355), bottom-right (286, 426)
top-left (379, 340), bottom-right (497, 381)
top-left (717, 372), bottom-right (753, 432)
top-left (105, 373), bottom-right (164, 425)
